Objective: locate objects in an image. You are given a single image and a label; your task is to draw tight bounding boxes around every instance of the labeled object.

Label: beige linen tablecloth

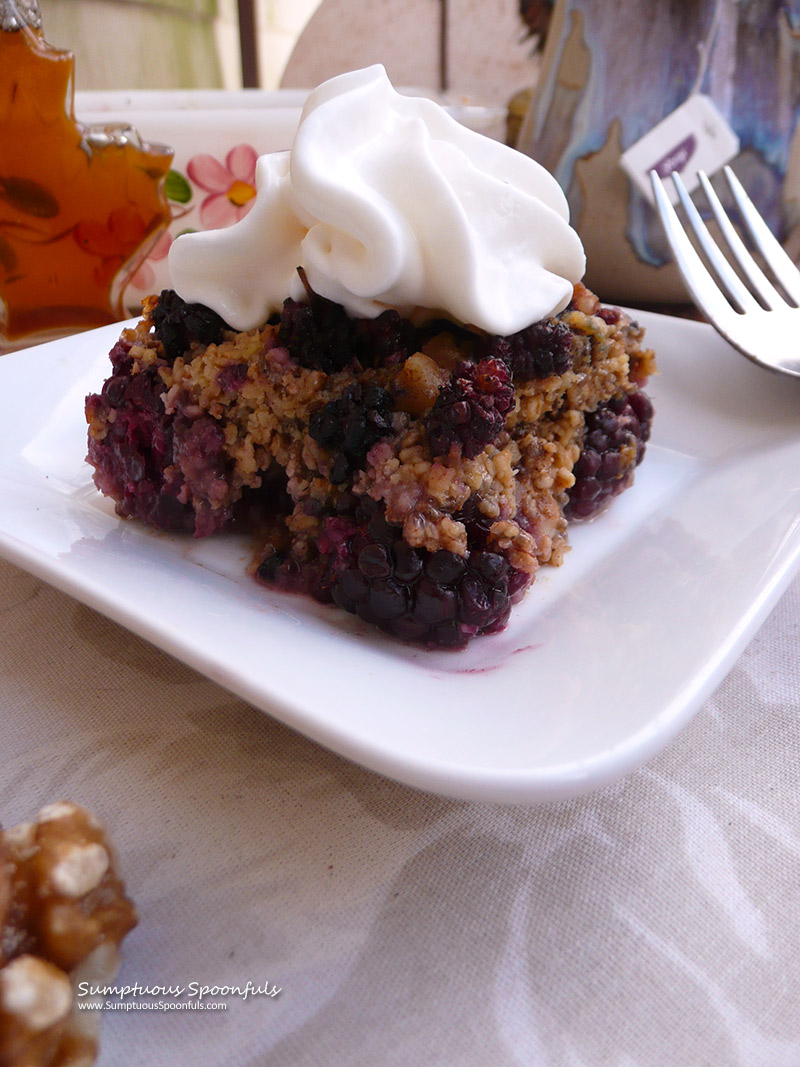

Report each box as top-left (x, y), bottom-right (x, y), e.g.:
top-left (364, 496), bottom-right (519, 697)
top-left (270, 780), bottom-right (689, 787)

top-left (1, 556), bottom-right (799, 1066)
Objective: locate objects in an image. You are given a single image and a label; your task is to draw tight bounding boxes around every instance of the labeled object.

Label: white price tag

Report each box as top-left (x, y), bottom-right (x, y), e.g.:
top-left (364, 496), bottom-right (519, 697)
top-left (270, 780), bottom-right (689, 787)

top-left (620, 94), bottom-right (740, 204)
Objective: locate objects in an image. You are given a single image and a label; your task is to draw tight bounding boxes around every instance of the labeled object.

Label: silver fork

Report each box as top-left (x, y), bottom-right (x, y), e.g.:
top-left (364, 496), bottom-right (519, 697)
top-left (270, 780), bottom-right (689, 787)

top-left (650, 166), bottom-right (800, 378)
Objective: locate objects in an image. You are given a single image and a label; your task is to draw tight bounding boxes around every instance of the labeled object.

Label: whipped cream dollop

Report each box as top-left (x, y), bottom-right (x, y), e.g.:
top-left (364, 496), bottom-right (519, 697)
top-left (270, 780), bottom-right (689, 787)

top-left (168, 65), bottom-right (585, 337)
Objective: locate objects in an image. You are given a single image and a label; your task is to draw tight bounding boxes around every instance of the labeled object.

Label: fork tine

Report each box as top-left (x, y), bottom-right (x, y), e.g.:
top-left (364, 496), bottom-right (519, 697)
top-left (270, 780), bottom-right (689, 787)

top-left (669, 172), bottom-right (761, 314)
top-left (697, 171), bottom-right (786, 310)
top-left (722, 165), bottom-right (800, 305)
top-left (650, 171), bottom-right (742, 323)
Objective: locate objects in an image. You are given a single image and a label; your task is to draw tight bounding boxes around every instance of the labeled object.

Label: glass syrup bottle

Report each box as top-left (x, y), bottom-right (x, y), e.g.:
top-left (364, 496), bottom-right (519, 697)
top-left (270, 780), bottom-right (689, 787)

top-left (0, 0), bottom-right (173, 351)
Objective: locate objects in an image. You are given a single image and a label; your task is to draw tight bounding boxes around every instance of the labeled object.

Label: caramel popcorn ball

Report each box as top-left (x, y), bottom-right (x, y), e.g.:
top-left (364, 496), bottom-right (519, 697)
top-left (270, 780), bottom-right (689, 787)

top-left (0, 802), bottom-right (136, 1067)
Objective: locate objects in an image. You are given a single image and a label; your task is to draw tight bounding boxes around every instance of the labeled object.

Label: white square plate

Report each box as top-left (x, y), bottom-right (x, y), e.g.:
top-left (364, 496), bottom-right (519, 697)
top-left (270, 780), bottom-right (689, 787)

top-left (1, 310), bottom-right (799, 802)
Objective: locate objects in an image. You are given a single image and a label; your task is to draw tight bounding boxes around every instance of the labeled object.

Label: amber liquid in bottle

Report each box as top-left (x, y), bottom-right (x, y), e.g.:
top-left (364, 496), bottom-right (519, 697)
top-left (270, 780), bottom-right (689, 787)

top-left (0, 10), bottom-right (172, 348)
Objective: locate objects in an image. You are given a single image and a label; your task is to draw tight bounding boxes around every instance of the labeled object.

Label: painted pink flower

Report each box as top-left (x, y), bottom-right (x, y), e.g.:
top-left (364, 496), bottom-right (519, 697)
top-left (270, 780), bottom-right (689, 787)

top-left (129, 228), bottom-right (172, 291)
top-left (187, 145), bottom-right (258, 229)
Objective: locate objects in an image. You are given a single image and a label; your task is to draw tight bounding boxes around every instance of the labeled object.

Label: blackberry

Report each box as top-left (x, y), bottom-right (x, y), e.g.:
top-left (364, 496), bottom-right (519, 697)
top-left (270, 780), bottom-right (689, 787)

top-left (477, 318), bottom-right (574, 382)
top-left (86, 339), bottom-right (249, 537)
top-left (256, 552), bottom-right (332, 602)
top-left (425, 358), bottom-right (514, 459)
top-left (565, 389), bottom-right (654, 520)
top-left (354, 309), bottom-right (416, 366)
top-left (291, 498), bottom-right (532, 648)
top-left (86, 353), bottom-right (194, 533)
top-left (278, 294), bottom-right (357, 373)
top-left (279, 292), bottom-right (417, 373)
top-left (151, 290), bottom-right (229, 363)
top-left (309, 382), bottom-right (394, 484)
top-left (252, 478), bottom-right (335, 602)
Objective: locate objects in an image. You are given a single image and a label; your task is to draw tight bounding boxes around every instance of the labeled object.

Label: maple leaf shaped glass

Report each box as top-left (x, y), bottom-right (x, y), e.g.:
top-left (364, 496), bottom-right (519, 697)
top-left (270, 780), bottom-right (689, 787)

top-left (0, 0), bottom-right (173, 351)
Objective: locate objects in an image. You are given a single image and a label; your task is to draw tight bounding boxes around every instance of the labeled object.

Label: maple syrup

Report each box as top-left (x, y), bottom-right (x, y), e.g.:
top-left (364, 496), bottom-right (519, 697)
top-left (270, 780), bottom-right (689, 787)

top-left (0, 0), bottom-right (173, 350)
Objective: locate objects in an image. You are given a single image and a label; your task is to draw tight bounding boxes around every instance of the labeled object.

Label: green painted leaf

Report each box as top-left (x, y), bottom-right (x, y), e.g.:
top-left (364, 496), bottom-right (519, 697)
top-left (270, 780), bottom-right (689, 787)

top-left (175, 228), bottom-right (198, 238)
top-left (165, 170), bottom-right (192, 204)
top-left (0, 177), bottom-right (59, 219)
